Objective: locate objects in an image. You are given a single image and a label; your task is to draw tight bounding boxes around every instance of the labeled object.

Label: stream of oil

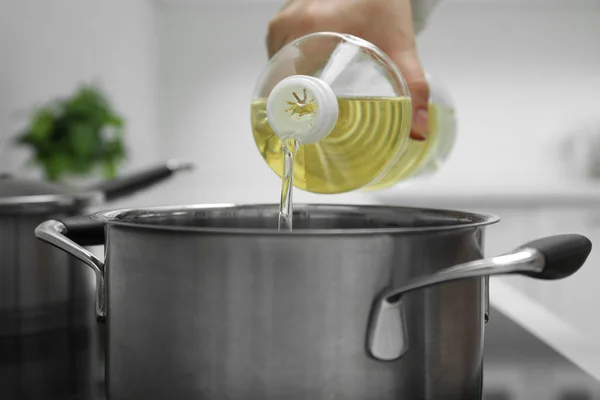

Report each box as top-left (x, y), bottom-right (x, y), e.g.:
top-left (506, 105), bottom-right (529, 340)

top-left (278, 137), bottom-right (300, 231)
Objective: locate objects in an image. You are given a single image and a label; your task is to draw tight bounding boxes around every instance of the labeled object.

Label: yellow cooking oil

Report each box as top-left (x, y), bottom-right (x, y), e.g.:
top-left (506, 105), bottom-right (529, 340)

top-left (252, 96), bottom-right (454, 195)
top-left (252, 96), bottom-right (414, 194)
top-left (363, 101), bottom-right (456, 191)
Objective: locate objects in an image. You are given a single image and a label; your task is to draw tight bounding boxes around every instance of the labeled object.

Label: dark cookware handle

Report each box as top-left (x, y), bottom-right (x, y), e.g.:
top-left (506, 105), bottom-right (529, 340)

top-left (86, 159), bottom-right (193, 202)
top-left (35, 217), bottom-right (107, 322)
top-left (367, 234), bottom-right (592, 362)
top-left (56, 215), bottom-right (105, 247)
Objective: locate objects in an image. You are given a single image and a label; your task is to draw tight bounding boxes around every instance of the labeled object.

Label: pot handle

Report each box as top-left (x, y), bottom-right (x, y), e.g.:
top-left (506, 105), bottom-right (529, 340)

top-left (367, 234), bottom-right (592, 362)
top-left (35, 216), bottom-right (106, 322)
top-left (85, 159), bottom-right (194, 202)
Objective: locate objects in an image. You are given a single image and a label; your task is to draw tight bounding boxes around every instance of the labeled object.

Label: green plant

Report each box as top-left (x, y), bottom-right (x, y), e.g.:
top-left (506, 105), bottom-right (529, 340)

top-left (15, 84), bottom-right (127, 182)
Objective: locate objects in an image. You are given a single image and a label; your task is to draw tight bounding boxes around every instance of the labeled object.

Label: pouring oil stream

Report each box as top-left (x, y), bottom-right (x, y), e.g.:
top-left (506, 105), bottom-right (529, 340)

top-left (278, 137), bottom-right (299, 231)
top-left (268, 78), bottom-right (338, 232)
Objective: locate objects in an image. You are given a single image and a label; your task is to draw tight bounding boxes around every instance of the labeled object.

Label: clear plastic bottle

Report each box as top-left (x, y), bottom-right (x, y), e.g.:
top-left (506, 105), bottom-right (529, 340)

top-left (251, 32), bottom-right (456, 194)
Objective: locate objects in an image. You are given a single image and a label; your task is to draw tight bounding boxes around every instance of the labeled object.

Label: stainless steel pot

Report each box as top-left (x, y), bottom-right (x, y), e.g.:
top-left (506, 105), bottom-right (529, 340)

top-left (0, 160), bottom-right (192, 399)
top-left (35, 204), bottom-right (591, 400)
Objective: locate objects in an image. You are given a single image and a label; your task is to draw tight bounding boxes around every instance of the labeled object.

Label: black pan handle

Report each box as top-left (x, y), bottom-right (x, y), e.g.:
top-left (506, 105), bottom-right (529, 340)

top-left (520, 234), bottom-right (592, 280)
top-left (86, 159), bottom-right (193, 202)
top-left (54, 215), bottom-right (105, 247)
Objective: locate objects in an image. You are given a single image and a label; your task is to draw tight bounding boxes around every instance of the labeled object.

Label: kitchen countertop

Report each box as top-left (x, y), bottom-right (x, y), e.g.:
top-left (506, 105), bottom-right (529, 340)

top-left (483, 305), bottom-right (600, 399)
top-left (489, 279), bottom-right (600, 379)
top-left (370, 181), bottom-right (600, 208)
top-left (289, 181), bottom-right (600, 210)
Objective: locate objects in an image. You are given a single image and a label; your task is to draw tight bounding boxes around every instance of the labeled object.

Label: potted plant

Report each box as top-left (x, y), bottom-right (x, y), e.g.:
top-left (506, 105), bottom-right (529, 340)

top-left (15, 84), bottom-right (128, 182)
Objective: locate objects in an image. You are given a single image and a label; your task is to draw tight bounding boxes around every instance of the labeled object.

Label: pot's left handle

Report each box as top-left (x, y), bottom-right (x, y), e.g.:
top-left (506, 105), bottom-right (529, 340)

top-left (35, 216), bottom-right (106, 322)
top-left (367, 234), bottom-right (593, 362)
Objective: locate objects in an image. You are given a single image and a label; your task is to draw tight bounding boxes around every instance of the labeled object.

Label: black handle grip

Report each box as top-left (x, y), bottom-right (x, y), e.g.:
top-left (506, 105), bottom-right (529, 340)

top-left (522, 234), bottom-right (592, 280)
top-left (86, 160), bottom-right (193, 202)
top-left (56, 216), bottom-right (105, 247)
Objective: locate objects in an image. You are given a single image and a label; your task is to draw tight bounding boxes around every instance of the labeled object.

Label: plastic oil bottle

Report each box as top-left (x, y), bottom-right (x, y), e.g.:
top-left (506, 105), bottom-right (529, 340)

top-left (250, 32), bottom-right (457, 228)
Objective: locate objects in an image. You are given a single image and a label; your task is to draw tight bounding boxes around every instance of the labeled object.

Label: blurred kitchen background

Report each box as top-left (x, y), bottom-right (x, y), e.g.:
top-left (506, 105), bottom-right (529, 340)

top-left (1, 0), bottom-right (600, 397)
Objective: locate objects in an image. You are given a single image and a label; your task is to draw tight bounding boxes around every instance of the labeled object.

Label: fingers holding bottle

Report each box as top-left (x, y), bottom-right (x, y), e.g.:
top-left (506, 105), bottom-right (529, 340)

top-left (390, 49), bottom-right (430, 141)
top-left (266, 0), bottom-right (431, 141)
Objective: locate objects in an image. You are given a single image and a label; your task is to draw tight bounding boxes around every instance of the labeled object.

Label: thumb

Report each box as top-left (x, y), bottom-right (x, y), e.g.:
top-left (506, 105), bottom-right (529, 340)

top-left (392, 50), bottom-right (430, 141)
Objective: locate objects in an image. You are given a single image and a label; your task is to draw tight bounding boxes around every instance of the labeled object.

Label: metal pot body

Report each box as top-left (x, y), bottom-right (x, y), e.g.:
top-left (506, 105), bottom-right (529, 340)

top-left (102, 207), bottom-right (487, 400)
top-left (0, 210), bottom-right (101, 399)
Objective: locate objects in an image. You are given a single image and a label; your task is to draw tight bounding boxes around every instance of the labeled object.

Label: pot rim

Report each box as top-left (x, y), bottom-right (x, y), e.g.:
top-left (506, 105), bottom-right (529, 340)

top-left (90, 203), bottom-right (501, 236)
top-left (0, 192), bottom-right (102, 215)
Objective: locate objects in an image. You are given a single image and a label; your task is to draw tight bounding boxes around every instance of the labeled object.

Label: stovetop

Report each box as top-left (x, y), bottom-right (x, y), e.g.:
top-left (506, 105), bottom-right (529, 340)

top-left (3, 306), bottom-right (600, 400)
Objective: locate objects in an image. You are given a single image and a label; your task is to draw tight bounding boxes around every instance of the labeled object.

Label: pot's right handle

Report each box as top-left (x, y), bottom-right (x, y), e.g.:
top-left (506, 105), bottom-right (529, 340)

top-left (35, 216), bottom-right (106, 322)
top-left (367, 234), bottom-right (592, 362)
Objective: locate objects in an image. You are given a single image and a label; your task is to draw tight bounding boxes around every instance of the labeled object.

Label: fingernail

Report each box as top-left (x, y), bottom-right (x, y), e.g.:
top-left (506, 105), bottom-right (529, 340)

top-left (412, 107), bottom-right (429, 139)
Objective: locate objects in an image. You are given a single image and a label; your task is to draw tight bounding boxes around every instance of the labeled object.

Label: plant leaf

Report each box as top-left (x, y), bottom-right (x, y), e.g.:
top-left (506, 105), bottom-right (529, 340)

top-left (14, 83), bottom-right (128, 181)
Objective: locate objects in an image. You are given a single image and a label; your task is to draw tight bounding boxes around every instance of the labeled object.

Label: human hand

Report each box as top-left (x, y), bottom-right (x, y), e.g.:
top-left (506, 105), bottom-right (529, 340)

top-left (267, 0), bottom-right (430, 140)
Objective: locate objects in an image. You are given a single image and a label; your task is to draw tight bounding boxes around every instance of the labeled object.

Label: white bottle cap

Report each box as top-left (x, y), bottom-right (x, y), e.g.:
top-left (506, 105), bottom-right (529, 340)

top-left (266, 75), bottom-right (339, 144)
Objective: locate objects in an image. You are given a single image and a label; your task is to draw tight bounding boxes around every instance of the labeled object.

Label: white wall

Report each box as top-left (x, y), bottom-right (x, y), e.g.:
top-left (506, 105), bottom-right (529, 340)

top-left (155, 1), bottom-right (600, 207)
top-left (418, 1), bottom-right (600, 187)
top-left (0, 0), bottom-right (162, 207)
top-left (155, 1), bottom-right (300, 206)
